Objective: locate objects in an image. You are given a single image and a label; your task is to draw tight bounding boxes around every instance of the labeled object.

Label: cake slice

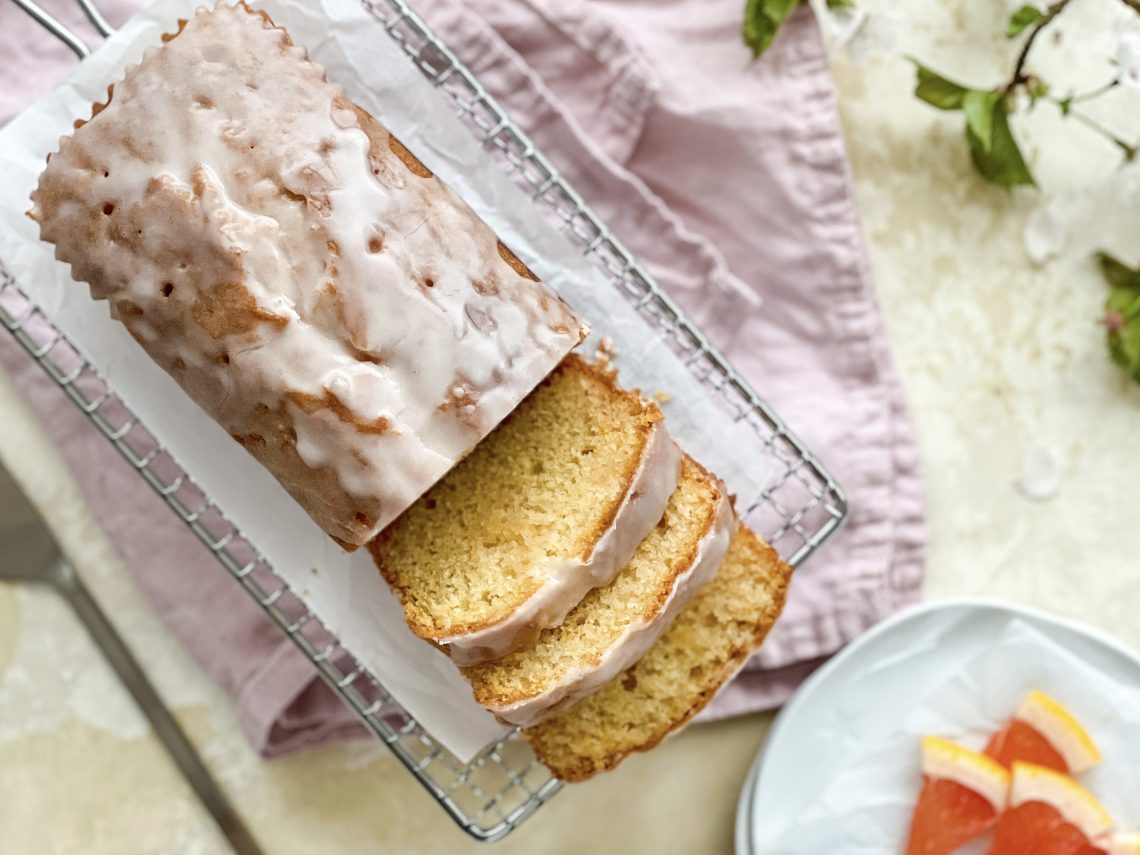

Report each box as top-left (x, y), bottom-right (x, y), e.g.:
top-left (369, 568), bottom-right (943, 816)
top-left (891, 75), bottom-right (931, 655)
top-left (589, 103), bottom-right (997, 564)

top-left (30, 2), bottom-right (584, 547)
top-left (523, 526), bottom-right (792, 782)
top-left (370, 355), bottom-right (681, 665)
top-left (463, 454), bottom-right (733, 726)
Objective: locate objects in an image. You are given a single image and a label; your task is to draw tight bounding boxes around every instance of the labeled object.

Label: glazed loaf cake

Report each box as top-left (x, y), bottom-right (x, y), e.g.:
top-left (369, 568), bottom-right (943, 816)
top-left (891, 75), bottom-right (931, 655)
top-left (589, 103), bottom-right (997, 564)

top-left (371, 356), bottom-right (681, 666)
top-left (524, 526), bottom-right (793, 782)
top-left (30, 2), bottom-right (584, 547)
top-left (462, 454), bottom-right (734, 727)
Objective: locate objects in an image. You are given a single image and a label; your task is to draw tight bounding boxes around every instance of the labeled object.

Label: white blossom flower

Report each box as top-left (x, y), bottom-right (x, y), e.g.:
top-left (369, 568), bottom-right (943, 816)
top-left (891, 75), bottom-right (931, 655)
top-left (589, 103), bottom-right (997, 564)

top-left (1023, 200), bottom-right (1068, 267)
top-left (820, 4), bottom-right (866, 53)
top-left (818, 4), bottom-right (898, 64)
top-left (1015, 445), bottom-right (1063, 502)
top-left (1022, 159), bottom-right (1140, 268)
top-left (1115, 30), bottom-right (1140, 91)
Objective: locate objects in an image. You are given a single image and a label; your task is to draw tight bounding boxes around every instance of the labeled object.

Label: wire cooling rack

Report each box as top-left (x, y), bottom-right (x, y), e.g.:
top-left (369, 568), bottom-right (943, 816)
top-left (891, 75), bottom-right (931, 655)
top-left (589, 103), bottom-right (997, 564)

top-left (4, 0), bottom-right (847, 843)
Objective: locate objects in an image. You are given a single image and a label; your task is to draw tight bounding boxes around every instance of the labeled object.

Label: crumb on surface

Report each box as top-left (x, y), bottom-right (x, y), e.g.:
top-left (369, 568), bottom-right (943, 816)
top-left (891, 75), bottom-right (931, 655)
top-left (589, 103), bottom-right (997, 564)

top-left (595, 337), bottom-right (618, 360)
top-left (654, 391), bottom-right (673, 403)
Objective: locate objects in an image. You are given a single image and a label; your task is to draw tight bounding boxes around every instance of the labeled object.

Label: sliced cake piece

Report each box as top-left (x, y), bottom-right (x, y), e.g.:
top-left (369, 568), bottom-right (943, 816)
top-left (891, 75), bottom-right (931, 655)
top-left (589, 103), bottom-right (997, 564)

top-left (523, 526), bottom-right (792, 782)
top-left (370, 355), bottom-right (682, 665)
top-left (463, 454), bottom-right (734, 726)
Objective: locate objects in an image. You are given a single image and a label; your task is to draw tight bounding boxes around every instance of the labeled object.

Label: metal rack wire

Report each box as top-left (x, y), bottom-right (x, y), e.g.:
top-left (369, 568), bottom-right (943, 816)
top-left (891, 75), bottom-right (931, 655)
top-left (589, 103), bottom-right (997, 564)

top-left (3, 0), bottom-right (847, 842)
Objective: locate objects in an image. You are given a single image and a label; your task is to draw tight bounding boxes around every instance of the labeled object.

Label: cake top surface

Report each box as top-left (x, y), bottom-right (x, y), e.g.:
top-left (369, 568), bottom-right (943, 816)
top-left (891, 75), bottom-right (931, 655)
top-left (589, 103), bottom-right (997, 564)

top-left (30, 1), bottom-right (584, 542)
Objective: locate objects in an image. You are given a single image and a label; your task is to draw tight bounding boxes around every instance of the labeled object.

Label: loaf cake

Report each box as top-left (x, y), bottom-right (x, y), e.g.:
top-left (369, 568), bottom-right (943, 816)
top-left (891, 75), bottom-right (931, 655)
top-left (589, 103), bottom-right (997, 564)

top-left (524, 526), bottom-right (793, 782)
top-left (29, 2), bottom-right (584, 547)
top-left (463, 454), bottom-right (733, 726)
top-left (371, 355), bottom-right (682, 666)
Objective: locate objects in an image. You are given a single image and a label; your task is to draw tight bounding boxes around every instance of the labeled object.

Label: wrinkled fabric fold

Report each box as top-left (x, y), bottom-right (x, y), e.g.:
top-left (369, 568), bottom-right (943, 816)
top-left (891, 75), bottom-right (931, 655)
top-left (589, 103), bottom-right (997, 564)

top-left (0, 0), bottom-right (924, 754)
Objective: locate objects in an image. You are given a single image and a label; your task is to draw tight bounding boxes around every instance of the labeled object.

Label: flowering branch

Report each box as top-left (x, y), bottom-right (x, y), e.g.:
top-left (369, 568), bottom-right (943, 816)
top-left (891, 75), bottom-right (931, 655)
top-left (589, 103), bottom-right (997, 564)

top-left (1063, 77), bottom-right (1121, 105)
top-left (1061, 106), bottom-right (1138, 160)
top-left (905, 0), bottom-right (1140, 188)
top-left (740, 0), bottom-right (1140, 381)
top-left (739, 0), bottom-right (1139, 185)
top-left (1007, 0), bottom-right (1071, 90)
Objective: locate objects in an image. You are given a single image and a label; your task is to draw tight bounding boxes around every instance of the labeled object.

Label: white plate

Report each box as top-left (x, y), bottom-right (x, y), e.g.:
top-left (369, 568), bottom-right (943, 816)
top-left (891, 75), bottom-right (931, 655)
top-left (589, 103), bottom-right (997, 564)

top-left (735, 598), bottom-right (1140, 855)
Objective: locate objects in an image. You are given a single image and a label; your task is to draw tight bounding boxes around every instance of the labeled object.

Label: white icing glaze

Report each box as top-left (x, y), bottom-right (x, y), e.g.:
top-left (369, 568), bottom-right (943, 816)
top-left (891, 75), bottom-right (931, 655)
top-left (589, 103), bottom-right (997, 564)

top-left (1009, 763), bottom-right (1113, 838)
top-left (444, 423), bottom-right (682, 667)
top-left (489, 475), bottom-right (734, 727)
top-left (30, 2), bottom-right (583, 545)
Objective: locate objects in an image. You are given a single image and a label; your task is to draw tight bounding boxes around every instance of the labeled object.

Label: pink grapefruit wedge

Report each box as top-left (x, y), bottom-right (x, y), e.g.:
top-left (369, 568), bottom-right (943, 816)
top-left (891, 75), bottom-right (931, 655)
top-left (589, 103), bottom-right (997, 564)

top-left (988, 762), bottom-right (1114, 855)
top-left (985, 690), bottom-right (1101, 774)
top-left (906, 735), bottom-right (1010, 855)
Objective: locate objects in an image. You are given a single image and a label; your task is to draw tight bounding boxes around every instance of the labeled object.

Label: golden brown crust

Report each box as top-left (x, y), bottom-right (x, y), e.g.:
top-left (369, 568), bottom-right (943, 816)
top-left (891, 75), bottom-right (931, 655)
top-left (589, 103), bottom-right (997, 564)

top-left (523, 527), bottom-right (793, 782)
top-left (160, 16), bottom-right (189, 43)
top-left (190, 281), bottom-right (289, 337)
top-left (386, 134), bottom-right (433, 178)
top-left (497, 240), bottom-right (539, 282)
top-left (283, 389), bottom-right (391, 435)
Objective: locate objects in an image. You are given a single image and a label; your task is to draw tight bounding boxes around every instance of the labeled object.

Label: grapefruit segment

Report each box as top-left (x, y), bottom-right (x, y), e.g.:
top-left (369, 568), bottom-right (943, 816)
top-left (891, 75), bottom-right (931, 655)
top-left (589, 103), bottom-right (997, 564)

top-left (990, 801), bottom-right (1102, 855)
top-left (985, 691), bottom-right (1101, 774)
top-left (905, 736), bottom-right (1010, 855)
top-left (985, 718), bottom-right (1068, 772)
top-left (988, 762), bottom-right (1114, 855)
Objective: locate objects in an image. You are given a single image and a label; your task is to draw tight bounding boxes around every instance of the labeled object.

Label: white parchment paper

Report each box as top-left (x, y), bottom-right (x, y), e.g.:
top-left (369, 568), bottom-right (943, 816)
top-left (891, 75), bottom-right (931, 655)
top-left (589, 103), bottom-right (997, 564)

top-left (768, 620), bottom-right (1140, 853)
top-left (0, 0), bottom-right (777, 759)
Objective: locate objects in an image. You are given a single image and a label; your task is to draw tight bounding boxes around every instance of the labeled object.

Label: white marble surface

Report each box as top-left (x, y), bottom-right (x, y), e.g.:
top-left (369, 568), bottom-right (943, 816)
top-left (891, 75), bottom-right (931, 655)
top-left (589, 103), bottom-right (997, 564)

top-left (3, 0), bottom-right (1140, 851)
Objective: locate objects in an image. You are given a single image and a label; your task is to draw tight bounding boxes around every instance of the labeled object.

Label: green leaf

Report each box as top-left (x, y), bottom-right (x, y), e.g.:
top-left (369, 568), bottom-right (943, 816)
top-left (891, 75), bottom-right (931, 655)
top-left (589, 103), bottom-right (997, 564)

top-left (743, 0), bottom-right (801, 58)
top-left (1096, 252), bottom-right (1140, 383)
top-left (913, 62), bottom-right (970, 110)
top-left (1106, 289), bottom-right (1134, 317)
top-left (1107, 316), bottom-right (1140, 378)
top-left (965, 94), bottom-right (1035, 187)
top-left (1006, 5), bottom-right (1044, 38)
top-left (963, 90), bottom-right (1001, 153)
top-left (826, 0), bottom-right (855, 7)
top-left (1096, 251), bottom-right (1140, 290)
top-left (1105, 304), bottom-right (1140, 380)
top-left (1124, 291), bottom-right (1140, 320)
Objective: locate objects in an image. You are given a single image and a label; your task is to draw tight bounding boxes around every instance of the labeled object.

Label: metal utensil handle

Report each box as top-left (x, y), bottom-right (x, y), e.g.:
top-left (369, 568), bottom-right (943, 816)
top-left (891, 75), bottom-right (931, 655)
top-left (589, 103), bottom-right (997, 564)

top-left (9, 0), bottom-right (93, 57)
top-left (56, 561), bottom-right (263, 855)
top-left (74, 0), bottom-right (114, 38)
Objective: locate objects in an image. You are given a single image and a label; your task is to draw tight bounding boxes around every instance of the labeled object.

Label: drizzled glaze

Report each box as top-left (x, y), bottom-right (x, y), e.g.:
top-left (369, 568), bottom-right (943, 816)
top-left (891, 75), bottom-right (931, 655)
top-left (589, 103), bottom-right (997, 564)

top-left (487, 474), bottom-right (735, 727)
top-left (443, 424), bottom-right (683, 666)
top-left (30, 2), bottom-right (584, 545)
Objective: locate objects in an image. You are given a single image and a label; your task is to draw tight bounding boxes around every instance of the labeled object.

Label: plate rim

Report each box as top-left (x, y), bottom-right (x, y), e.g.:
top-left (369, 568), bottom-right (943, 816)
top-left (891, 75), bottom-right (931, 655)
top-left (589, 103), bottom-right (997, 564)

top-left (735, 596), bottom-right (1140, 854)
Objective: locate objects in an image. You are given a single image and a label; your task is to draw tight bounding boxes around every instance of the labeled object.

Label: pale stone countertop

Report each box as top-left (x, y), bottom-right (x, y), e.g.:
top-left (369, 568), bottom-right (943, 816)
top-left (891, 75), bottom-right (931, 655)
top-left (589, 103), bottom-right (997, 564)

top-left (3, 1), bottom-right (1139, 852)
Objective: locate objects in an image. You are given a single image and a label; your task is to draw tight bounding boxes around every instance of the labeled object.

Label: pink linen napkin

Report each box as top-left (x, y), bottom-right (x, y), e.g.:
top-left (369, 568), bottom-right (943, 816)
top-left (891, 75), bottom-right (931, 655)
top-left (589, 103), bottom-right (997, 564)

top-left (0, 0), bottom-right (924, 753)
